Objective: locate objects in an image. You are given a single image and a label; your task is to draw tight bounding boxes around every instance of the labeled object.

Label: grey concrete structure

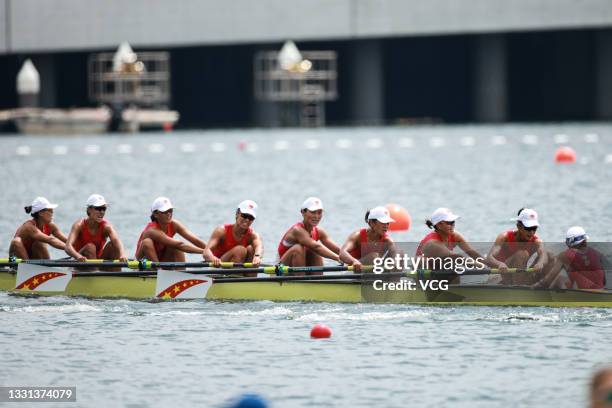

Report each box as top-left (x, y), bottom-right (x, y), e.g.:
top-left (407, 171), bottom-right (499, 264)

top-left (473, 35), bottom-right (507, 122)
top-left (597, 31), bottom-right (612, 120)
top-left (2, 0), bottom-right (612, 54)
top-left (349, 40), bottom-right (384, 124)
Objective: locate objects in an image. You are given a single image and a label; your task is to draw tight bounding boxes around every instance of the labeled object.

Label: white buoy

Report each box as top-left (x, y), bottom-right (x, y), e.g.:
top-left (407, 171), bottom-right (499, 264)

top-left (113, 42), bottom-right (138, 72)
top-left (17, 59), bottom-right (40, 107)
top-left (278, 41), bottom-right (303, 72)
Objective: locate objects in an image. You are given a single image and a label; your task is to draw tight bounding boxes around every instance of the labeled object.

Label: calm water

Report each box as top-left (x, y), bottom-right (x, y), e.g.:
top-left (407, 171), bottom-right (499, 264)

top-left (1, 123), bottom-right (612, 407)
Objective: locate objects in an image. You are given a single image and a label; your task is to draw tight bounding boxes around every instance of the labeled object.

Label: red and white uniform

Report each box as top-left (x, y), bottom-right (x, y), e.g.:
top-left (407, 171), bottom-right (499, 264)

top-left (211, 224), bottom-right (254, 257)
top-left (348, 228), bottom-right (388, 259)
top-left (494, 230), bottom-right (539, 262)
top-left (564, 247), bottom-right (605, 289)
top-left (277, 222), bottom-right (318, 258)
top-left (73, 219), bottom-right (108, 258)
top-left (415, 231), bottom-right (457, 257)
top-left (135, 221), bottom-right (176, 259)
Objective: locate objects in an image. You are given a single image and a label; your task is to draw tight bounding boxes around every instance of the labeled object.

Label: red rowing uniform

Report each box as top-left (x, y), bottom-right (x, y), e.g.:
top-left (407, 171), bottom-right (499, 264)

top-left (135, 221), bottom-right (176, 259)
top-left (19, 220), bottom-right (51, 255)
top-left (415, 231), bottom-right (457, 257)
top-left (211, 223), bottom-right (254, 257)
top-left (73, 219), bottom-right (108, 258)
top-left (564, 247), bottom-right (605, 289)
top-left (348, 228), bottom-right (388, 259)
top-left (278, 222), bottom-right (319, 258)
top-left (494, 230), bottom-right (539, 262)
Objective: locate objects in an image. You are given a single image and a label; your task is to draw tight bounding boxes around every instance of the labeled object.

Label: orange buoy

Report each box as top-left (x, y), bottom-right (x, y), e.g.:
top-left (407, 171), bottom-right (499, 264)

top-left (162, 122), bottom-right (173, 132)
top-left (386, 203), bottom-right (411, 232)
top-left (555, 146), bottom-right (576, 164)
top-left (310, 324), bottom-right (332, 339)
top-left (238, 140), bottom-right (247, 151)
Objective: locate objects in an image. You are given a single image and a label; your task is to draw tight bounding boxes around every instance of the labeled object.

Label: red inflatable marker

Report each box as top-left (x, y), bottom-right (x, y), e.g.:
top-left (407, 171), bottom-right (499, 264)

top-left (555, 146), bottom-right (576, 164)
top-left (310, 324), bottom-right (332, 339)
top-left (386, 203), bottom-right (411, 232)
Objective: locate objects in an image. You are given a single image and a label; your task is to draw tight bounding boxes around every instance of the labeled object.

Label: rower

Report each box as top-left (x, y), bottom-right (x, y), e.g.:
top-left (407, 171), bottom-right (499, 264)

top-left (135, 197), bottom-right (217, 265)
top-left (416, 208), bottom-right (495, 283)
top-left (340, 206), bottom-right (397, 272)
top-left (534, 226), bottom-right (607, 289)
top-left (9, 197), bottom-right (67, 259)
top-left (207, 200), bottom-right (264, 276)
top-left (277, 197), bottom-right (341, 275)
top-left (487, 208), bottom-right (553, 285)
top-left (64, 194), bottom-right (128, 264)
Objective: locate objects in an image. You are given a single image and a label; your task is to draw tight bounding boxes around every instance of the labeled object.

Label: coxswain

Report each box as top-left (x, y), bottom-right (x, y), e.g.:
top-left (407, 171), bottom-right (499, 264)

top-left (207, 200), bottom-right (264, 276)
top-left (340, 206), bottom-right (397, 272)
top-left (416, 208), bottom-right (495, 283)
top-left (534, 226), bottom-right (607, 289)
top-left (487, 208), bottom-right (553, 285)
top-left (135, 197), bottom-right (217, 265)
top-left (64, 194), bottom-right (128, 264)
top-left (9, 197), bottom-right (67, 259)
top-left (277, 197), bottom-right (341, 274)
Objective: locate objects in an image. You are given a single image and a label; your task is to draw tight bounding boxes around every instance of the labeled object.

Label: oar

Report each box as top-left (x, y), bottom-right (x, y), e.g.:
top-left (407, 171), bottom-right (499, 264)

top-left (0, 258), bottom-right (268, 270)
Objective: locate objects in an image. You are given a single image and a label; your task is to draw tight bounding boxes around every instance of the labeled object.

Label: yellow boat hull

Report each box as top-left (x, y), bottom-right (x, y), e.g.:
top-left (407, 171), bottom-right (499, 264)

top-left (1, 271), bottom-right (611, 307)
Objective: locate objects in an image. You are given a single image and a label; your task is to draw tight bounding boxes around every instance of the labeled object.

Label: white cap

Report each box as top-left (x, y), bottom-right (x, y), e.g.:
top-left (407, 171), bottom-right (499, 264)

top-left (237, 200), bottom-right (258, 219)
top-left (431, 208), bottom-right (460, 225)
top-left (515, 208), bottom-right (539, 228)
top-left (31, 197), bottom-right (58, 214)
top-left (566, 226), bottom-right (588, 247)
top-left (368, 206), bottom-right (395, 223)
top-left (86, 194), bottom-right (107, 207)
top-left (302, 197), bottom-right (323, 211)
top-left (151, 196), bottom-right (173, 212)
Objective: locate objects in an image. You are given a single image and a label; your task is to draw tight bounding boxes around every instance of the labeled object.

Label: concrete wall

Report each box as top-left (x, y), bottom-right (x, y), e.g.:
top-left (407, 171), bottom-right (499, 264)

top-left (2, 0), bottom-right (612, 54)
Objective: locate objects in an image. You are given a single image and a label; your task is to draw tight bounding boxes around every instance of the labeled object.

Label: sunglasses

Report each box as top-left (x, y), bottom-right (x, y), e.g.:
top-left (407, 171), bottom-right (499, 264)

top-left (442, 221), bottom-right (455, 226)
top-left (91, 206), bottom-right (107, 212)
top-left (523, 225), bottom-right (538, 232)
top-left (240, 213), bottom-right (255, 221)
top-left (156, 209), bottom-right (173, 215)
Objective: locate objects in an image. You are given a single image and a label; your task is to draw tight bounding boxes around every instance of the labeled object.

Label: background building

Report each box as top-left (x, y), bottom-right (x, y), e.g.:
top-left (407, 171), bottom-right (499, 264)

top-left (1, 0), bottom-right (611, 128)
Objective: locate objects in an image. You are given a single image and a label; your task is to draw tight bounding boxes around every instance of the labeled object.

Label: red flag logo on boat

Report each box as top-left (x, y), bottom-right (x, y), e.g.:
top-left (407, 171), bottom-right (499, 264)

top-left (155, 270), bottom-right (213, 299)
top-left (15, 263), bottom-right (72, 292)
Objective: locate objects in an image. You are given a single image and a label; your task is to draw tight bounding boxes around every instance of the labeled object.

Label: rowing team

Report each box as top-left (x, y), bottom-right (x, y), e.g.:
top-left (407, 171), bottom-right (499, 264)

top-left (8, 195), bottom-right (607, 289)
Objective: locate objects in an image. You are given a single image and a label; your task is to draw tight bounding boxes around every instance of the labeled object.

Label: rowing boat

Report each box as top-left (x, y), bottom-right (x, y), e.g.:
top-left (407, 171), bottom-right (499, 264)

top-left (1, 269), bottom-right (611, 307)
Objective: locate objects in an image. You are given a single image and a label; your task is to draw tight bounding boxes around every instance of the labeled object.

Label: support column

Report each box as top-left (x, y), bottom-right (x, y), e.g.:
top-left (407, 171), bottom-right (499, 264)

top-left (32, 54), bottom-right (56, 108)
top-left (596, 30), bottom-right (612, 120)
top-left (349, 40), bottom-right (384, 125)
top-left (473, 35), bottom-right (507, 122)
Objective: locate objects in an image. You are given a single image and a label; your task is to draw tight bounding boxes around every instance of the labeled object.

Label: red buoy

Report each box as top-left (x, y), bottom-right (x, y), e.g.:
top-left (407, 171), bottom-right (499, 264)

top-left (162, 122), bottom-right (173, 132)
top-left (310, 324), bottom-right (332, 339)
top-left (386, 203), bottom-right (411, 232)
top-left (555, 146), bottom-right (576, 164)
top-left (238, 140), bottom-right (247, 151)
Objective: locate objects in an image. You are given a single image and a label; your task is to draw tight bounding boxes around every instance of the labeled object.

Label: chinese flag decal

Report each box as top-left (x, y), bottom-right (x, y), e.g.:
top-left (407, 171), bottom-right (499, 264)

top-left (156, 279), bottom-right (208, 299)
top-left (15, 272), bottom-right (66, 290)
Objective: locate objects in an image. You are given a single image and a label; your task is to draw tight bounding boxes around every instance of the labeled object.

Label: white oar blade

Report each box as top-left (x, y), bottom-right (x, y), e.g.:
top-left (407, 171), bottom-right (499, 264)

top-left (15, 263), bottom-right (72, 292)
top-left (155, 270), bottom-right (213, 299)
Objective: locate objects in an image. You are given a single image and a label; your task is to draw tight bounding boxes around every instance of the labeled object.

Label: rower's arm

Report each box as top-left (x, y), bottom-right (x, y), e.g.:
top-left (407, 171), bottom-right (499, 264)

top-left (105, 224), bottom-right (128, 262)
top-left (149, 228), bottom-right (203, 255)
top-left (486, 234), bottom-right (509, 268)
top-left (174, 221), bottom-right (207, 250)
top-left (535, 252), bottom-right (567, 288)
top-left (295, 228), bottom-right (340, 262)
top-left (50, 223), bottom-right (67, 243)
top-left (250, 232), bottom-right (264, 266)
top-left (339, 231), bottom-right (360, 265)
top-left (29, 223), bottom-right (66, 250)
top-left (206, 226), bottom-right (225, 256)
top-left (64, 221), bottom-right (85, 260)
top-left (319, 229), bottom-right (341, 254)
top-left (532, 240), bottom-right (549, 272)
top-left (456, 233), bottom-right (498, 268)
